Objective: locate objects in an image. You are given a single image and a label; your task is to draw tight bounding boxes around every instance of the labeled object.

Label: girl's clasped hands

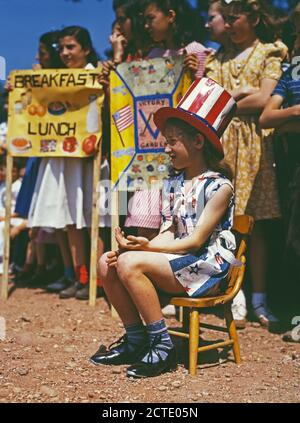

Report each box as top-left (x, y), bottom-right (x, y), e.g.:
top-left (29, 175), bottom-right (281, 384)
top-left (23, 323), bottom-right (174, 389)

top-left (106, 227), bottom-right (150, 267)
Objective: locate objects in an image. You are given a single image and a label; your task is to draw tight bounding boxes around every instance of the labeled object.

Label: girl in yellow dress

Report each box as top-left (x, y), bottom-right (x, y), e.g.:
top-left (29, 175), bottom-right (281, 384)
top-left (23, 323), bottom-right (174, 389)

top-left (205, 0), bottom-right (288, 329)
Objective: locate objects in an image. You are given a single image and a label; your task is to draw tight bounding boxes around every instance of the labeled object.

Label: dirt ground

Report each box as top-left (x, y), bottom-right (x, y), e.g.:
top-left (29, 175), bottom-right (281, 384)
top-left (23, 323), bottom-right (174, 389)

top-left (0, 286), bottom-right (299, 404)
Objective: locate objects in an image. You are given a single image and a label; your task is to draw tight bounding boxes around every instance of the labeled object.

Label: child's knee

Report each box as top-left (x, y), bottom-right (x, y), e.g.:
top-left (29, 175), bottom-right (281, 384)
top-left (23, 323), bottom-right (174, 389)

top-left (117, 252), bottom-right (143, 280)
top-left (98, 252), bottom-right (110, 280)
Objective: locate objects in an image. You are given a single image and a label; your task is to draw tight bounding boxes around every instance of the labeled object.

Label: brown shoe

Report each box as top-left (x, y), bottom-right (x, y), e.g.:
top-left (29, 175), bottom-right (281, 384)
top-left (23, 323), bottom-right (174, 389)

top-left (59, 281), bottom-right (82, 299)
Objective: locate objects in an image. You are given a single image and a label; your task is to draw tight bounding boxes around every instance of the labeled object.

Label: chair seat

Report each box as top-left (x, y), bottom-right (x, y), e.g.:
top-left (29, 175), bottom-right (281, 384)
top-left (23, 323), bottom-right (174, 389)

top-left (170, 295), bottom-right (226, 308)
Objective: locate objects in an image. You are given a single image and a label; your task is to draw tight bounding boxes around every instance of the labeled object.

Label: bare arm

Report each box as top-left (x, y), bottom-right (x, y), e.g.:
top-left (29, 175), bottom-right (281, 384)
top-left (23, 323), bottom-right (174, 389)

top-left (259, 94), bottom-right (300, 129)
top-left (231, 86), bottom-right (259, 102)
top-left (116, 184), bottom-right (233, 255)
top-left (150, 225), bottom-right (175, 244)
top-left (97, 28), bottom-right (124, 91)
top-left (183, 54), bottom-right (200, 80)
top-left (109, 32), bottom-right (126, 65)
top-left (236, 78), bottom-right (279, 115)
top-left (0, 212), bottom-right (19, 222)
top-left (97, 60), bottom-right (115, 96)
top-left (105, 226), bottom-right (175, 267)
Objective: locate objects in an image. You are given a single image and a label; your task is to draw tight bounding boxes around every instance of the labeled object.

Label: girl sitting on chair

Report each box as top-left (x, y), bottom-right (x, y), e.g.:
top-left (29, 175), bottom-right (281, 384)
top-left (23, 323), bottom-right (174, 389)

top-left (91, 78), bottom-right (240, 378)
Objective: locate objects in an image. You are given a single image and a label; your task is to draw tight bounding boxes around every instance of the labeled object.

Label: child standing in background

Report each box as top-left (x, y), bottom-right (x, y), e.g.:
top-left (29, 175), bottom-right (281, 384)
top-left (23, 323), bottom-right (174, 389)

top-left (28, 26), bottom-right (108, 300)
top-left (205, 0), bottom-right (230, 49)
top-left (14, 31), bottom-right (64, 287)
top-left (259, 2), bottom-right (300, 334)
top-left (99, 0), bottom-right (148, 89)
top-left (205, 0), bottom-right (288, 330)
top-left (111, 0), bottom-right (150, 64)
top-left (125, 0), bottom-right (209, 241)
top-left (0, 159), bottom-right (26, 275)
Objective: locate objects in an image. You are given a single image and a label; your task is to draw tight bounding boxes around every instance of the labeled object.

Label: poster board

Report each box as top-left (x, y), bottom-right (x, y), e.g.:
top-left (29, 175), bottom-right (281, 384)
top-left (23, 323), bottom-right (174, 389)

top-left (7, 69), bottom-right (104, 158)
top-left (110, 57), bottom-right (191, 191)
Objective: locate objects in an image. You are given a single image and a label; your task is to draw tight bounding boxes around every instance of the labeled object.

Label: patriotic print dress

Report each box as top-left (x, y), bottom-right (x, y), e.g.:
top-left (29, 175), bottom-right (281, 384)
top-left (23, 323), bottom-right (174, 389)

top-left (161, 170), bottom-right (239, 297)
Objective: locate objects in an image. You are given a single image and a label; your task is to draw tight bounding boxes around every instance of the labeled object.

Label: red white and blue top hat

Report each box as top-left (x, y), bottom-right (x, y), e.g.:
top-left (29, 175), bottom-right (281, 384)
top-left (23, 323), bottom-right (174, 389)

top-left (154, 77), bottom-right (236, 158)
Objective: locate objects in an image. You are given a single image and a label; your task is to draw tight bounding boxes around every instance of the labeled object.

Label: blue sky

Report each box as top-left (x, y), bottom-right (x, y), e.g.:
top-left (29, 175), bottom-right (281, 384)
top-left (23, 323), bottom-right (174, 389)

top-left (0, 0), bottom-right (115, 77)
top-left (0, 0), bottom-right (199, 80)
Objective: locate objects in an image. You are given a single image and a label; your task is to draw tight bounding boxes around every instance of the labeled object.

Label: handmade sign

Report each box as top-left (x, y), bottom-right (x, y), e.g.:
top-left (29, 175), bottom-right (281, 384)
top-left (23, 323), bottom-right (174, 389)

top-left (7, 69), bottom-right (104, 157)
top-left (110, 56), bottom-right (191, 190)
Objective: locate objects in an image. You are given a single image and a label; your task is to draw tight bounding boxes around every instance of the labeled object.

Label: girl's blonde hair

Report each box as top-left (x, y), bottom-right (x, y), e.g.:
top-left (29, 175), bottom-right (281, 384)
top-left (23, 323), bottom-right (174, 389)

top-left (220, 0), bottom-right (278, 43)
top-left (166, 118), bottom-right (233, 181)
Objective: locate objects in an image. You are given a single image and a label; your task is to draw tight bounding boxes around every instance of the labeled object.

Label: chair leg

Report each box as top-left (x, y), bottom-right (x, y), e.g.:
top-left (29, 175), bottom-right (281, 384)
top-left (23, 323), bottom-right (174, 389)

top-left (224, 303), bottom-right (241, 364)
top-left (182, 308), bottom-right (189, 369)
top-left (189, 308), bottom-right (200, 376)
top-left (179, 306), bottom-right (183, 323)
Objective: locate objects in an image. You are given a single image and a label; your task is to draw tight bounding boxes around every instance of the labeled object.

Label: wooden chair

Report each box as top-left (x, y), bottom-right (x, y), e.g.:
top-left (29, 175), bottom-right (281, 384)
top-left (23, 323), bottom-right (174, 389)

top-left (168, 215), bottom-right (254, 376)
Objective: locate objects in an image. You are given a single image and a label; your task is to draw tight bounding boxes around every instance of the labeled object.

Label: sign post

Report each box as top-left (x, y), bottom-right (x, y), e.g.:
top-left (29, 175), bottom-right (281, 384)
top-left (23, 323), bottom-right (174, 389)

top-left (1, 153), bottom-right (13, 300)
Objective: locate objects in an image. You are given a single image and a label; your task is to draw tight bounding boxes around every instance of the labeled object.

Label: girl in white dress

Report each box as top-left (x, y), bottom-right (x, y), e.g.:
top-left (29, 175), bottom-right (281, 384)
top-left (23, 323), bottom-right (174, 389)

top-left (28, 26), bottom-right (108, 298)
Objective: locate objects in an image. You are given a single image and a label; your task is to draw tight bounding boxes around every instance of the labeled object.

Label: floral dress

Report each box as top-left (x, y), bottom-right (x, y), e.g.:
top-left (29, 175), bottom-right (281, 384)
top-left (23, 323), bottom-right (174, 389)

top-left (160, 170), bottom-right (239, 297)
top-left (205, 41), bottom-right (288, 220)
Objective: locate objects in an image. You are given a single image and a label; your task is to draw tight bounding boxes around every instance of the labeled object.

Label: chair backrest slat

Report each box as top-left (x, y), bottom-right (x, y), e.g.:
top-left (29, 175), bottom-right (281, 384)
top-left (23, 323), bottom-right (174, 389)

top-left (224, 215), bottom-right (254, 296)
top-left (232, 215), bottom-right (254, 235)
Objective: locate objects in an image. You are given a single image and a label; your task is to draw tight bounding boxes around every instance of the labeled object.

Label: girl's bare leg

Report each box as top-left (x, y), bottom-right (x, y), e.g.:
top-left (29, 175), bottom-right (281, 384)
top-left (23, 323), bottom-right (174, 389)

top-left (99, 253), bottom-right (142, 325)
top-left (55, 229), bottom-right (73, 268)
top-left (25, 239), bottom-right (36, 267)
top-left (249, 220), bottom-right (279, 324)
top-left (66, 225), bottom-right (87, 267)
top-left (249, 221), bottom-right (267, 293)
top-left (116, 251), bottom-right (185, 324)
top-left (36, 243), bottom-right (45, 267)
top-left (96, 251), bottom-right (182, 375)
top-left (99, 251), bottom-right (185, 325)
top-left (87, 227), bottom-right (108, 279)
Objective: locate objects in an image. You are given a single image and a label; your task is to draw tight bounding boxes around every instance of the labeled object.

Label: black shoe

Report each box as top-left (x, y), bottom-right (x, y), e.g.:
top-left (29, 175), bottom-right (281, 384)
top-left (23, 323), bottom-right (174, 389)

top-left (59, 281), bottom-right (82, 299)
top-left (27, 272), bottom-right (51, 288)
top-left (76, 285), bottom-right (104, 300)
top-left (126, 341), bottom-right (177, 379)
top-left (47, 276), bottom-right (74, 293)
top-left (13, 268), bottom-right (35, 285)
top-left (9, 263), bottom-right (23, 280)
top-left (75, 284), bottom-right (89, 300)
top-left (90, 335), bottom-right (147, 366)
